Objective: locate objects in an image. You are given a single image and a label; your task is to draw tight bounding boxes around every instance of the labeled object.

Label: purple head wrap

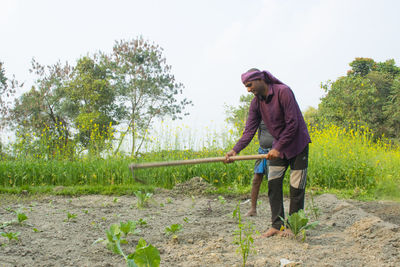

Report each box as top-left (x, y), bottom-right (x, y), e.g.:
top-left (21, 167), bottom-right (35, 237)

top-left (241, 70), bottom-right (285, 85)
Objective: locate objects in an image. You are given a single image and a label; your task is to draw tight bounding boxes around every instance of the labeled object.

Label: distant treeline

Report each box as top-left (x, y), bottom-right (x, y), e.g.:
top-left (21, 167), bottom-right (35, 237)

top-left (0, 37), bottom-right (192, 159)
top-left (305, 58), bottom-right (400, 145)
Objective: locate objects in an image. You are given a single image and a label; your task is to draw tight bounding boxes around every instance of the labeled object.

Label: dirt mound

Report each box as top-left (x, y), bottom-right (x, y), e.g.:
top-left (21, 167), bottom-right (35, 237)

top-left (346, 217), bottom-right (400, 265)
top-left (172, 176), bottom-right (216, 195)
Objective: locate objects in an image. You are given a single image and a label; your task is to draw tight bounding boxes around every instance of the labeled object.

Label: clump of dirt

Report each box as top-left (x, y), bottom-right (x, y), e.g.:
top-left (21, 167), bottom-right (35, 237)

top-left (172, 176), bottom-right (216, 195)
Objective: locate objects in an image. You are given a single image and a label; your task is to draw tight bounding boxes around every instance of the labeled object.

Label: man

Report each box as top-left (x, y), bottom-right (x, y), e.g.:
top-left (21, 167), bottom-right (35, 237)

top-left (245, 120), bottom-right (273, 217)
top-left (225, 68), bottom-right (311, 237)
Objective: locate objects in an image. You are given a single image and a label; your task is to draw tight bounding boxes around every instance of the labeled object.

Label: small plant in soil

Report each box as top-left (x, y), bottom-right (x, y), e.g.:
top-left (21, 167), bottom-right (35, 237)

top-left (120, 221), bottom-right (140, 237)
top-left (190, 195), bottom-right (195, 208)
top-left (280, 209), bottom-right (319, 242)
top-left (135, 191), bottom-right (153, 208)
top-left (1, 209), bottom-right (28, 228)
top-left (16, 211), bottom-right (28, 224)
top-left (95, 223), bottom-right (160, 267)
top-left (64, 212), bottom-right (77, 222)
top-left (135, 218), bottom-right (147, 227)
top-left (306, 190), bottom-right (321, 220)
top-left (166, 197), bottom-right (173, 204)
top-left (233, 202), bottom-right (257, 267)
top-left (1, 231), bottom-right (20, 242)
top-left (165, 223), bottom-right (183, 240)
top-left (218, 195), bottom-right (226, 204)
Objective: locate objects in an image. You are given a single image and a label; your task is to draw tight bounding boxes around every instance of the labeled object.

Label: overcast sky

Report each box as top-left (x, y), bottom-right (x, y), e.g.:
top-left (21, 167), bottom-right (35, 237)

top-left (1, 0), bottom-right (400, 138)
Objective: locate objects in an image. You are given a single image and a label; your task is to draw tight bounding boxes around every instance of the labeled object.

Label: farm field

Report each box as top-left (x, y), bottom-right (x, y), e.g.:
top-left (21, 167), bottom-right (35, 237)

top-left (1, 177), bottom-right (399, 267)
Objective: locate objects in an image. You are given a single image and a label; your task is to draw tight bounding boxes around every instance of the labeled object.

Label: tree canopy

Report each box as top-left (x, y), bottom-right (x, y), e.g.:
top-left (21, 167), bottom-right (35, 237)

top-left (315, 57), bottom-right (400, 143)
top-left (6, 37), bottom-right (192, 158)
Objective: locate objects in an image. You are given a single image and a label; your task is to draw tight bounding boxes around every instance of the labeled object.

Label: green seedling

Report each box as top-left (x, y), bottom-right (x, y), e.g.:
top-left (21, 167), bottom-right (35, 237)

top-left (135, 218), bottom-right (147, 227)
top-left (159, 203), bottom-right (164, 207)
top-left (113, 197), bottom-right (119, 203)
top-left (128, 238), bottom-right (161, 267)
top-left (183, 217), bottom-right (190, 223)
top-left (120, 221), bottom-right (140, 237)
top-left (1, 231), bottom-right (20, 242)
top-left (83, 209), bottom-right (89, 214)
top-left (1, 209), bottom-right (28, 228)
top-left (280, 209), bottom-right (319, 242)
top-left (94, 224), bottom-right (160, 267)
top-left (166, 197), bottom-right (173, 204)
top-left (17, 212), bottom-right (28, 224)
top-left (306, 191), bottom-right (321, 220)
top-left (135, 191), bottom-right (153, 208)
top-left (64, 212), bottom-right (77, 222)
top-left (218, 195), bottom-right (226, 204)
top-left (164, 223), bottom-right (183, 239)
top-left (191, 195), bottom-right (195, 208)
top-left (233, 202), bottom-right (257, 267)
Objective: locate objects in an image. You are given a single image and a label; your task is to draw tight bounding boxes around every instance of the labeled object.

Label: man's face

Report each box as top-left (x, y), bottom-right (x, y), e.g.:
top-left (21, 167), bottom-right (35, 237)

top-left (245, 79), bottom-right (265, 97)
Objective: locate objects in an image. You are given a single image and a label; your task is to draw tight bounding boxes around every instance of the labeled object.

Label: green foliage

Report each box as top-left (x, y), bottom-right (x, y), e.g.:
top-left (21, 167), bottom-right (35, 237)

top-left (348, 57), bottom-right (375, 76)
top-left (107, 37), bottom-right (192, 155)
top-left (0, 61), bottom-right (18, 126)
top-left (306, 191), bottom-right (320, 220)
top-left (317, 57), bottom-right (400, 143)
top-left (64, 212), bottom-right (77, 222)
top-left (217, 195), bottom-right (226, 204)
top-left (95, 223), bottom-right (160, 267)
top-left (232, 202), bottom-right (256, 267)
top-left (16, 211), bottom-right (28, 224)
top-left (280, 209), bottom-right (319, 241)
top-left (164, 223), bottom-right (183, 239)
top-left (134, 191), bottom-right (153, 208)
top-left (1, 231), bottom-right (20, 241)
top-left (120, 221), bottom-right (140, 237)
top-left (225, 94), bottom-right (254, 137)
top-left (128, 239), bottom-right (161, 267)
top-left (7, 37), bottom-right (191, 159)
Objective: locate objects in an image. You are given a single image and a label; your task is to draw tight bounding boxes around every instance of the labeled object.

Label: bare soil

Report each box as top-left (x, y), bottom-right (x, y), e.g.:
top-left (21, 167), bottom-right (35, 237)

top-left (1, 177), bottom-right (400, 267)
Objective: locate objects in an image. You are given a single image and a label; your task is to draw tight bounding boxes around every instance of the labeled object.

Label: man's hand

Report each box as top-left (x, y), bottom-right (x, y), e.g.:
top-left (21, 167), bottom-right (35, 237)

top-left (224, 150), bottom-right (237, 163)
top-left (266, 148), bottom-right (280, 160)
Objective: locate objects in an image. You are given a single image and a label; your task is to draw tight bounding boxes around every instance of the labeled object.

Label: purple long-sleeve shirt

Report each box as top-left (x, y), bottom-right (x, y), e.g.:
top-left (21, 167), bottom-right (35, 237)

top-left (233, 77), bottom-right (311, 159)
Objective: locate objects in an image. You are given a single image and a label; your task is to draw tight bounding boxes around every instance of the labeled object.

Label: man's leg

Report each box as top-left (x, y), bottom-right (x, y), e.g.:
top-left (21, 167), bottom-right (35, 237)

top-left (288, 145), bottom-right (309, 215)
top-left (246, 173), bottom-right (263, 216)
top-left (261, 158), bottom-right (288, 237)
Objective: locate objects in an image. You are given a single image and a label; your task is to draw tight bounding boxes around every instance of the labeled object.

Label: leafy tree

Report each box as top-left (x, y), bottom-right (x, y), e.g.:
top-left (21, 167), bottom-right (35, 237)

top-left (383, 76), bottom-right (400, 144)
top-left (348, 57), bottom-right (375, 76)
top-left (64, 56), bottom-right (119, 154)
top-left (0, 61), bottom-right (19, 128)
top-left (9, 59), bottom-right (74, 157)
top-left (225, 94), bottom-right (253, 136)
top-left (317, 58), bottom-right (400, 142)
top-left (106, 37), bottom-right (192, 155)
top-left (303, 106), bottom-right (320, 127)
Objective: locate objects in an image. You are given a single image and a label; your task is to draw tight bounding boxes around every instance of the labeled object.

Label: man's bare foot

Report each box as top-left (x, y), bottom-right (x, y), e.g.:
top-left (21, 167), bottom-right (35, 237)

top-left (259, 227), bottom-right (281, 238)
top-left (245, 209), bottom-right (257, 217)
top-left (279, 228), bottom-right (294, 238)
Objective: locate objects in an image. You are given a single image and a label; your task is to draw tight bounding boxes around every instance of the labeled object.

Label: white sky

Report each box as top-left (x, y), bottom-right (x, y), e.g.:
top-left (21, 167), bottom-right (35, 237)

top-left (1, 0), bottom-right (400, 137)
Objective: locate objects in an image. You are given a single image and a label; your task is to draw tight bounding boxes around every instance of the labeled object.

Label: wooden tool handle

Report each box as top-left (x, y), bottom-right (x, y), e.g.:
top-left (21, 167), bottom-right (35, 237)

top-left (129, 154), bottom-right (267, 170)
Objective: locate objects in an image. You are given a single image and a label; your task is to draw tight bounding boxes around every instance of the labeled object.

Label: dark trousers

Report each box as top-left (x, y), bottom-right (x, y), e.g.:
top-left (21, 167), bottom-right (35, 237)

top-left (267, 145), bottom-right (309, 230)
